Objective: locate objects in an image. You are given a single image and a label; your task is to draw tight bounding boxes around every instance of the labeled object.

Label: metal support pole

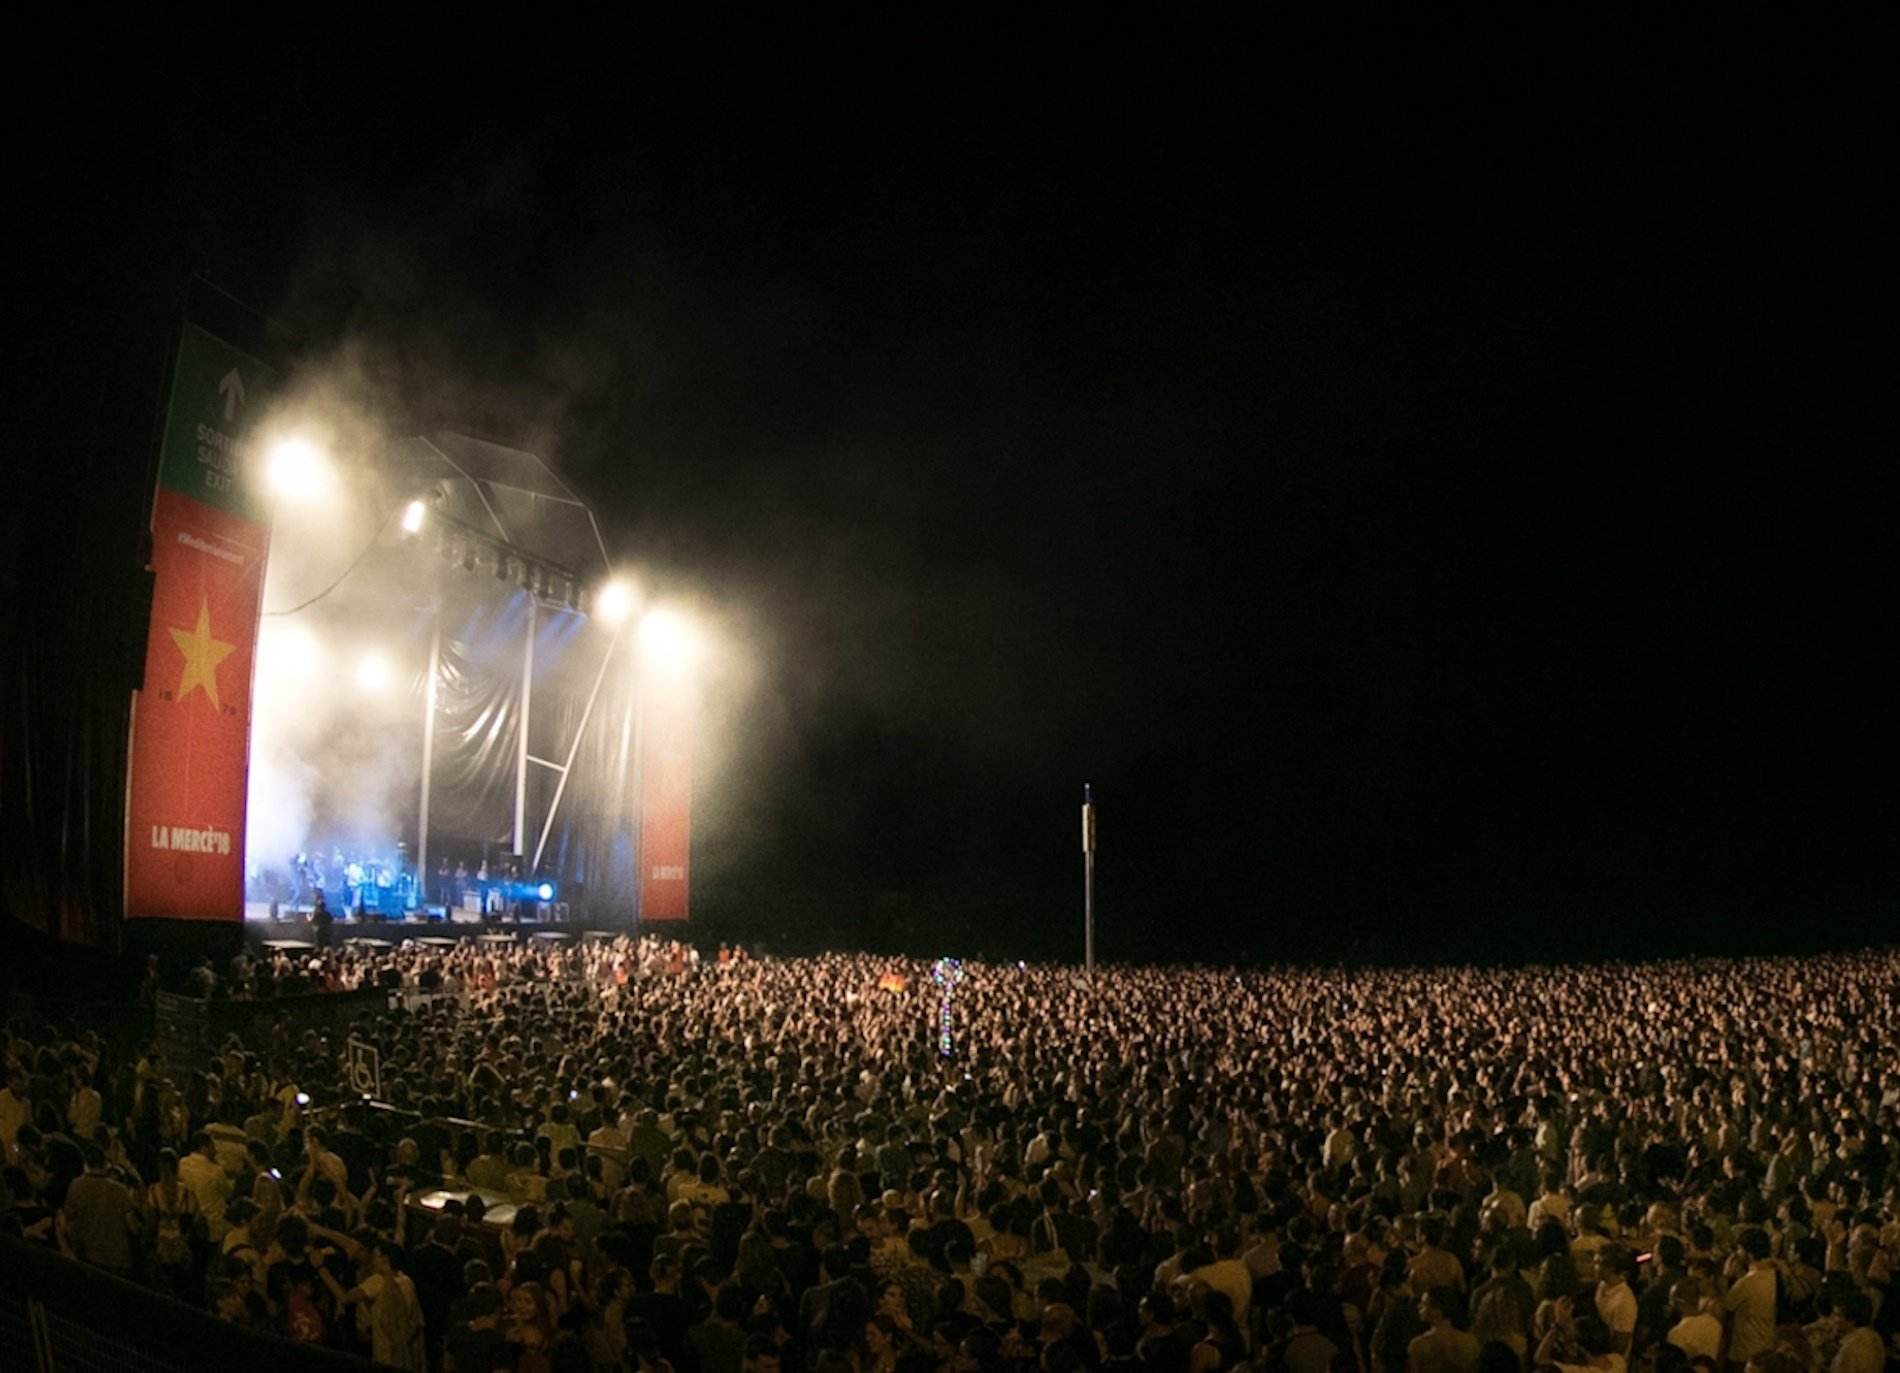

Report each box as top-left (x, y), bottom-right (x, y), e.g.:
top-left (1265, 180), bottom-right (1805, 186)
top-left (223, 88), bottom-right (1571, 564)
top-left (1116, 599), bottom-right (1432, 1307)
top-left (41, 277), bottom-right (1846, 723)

top-left (629, 664), bottom-right (646, 930)
top-left (1082, 784), bottom-right (1096, 972)
top-left (532, 625), bottom-right (622, 873)
top-left (417, 614), bottom-right (440, 909)
top-left (1085, 851), bottom-right (1095, 970)
top-left (513, 598), bottom-right (535, 860)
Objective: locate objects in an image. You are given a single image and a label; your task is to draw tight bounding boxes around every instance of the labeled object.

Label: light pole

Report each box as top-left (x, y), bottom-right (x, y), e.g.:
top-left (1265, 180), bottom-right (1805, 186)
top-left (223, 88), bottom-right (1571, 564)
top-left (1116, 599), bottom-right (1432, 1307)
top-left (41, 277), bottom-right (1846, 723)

top-left (1082, 783), bottom-right (1096, 971)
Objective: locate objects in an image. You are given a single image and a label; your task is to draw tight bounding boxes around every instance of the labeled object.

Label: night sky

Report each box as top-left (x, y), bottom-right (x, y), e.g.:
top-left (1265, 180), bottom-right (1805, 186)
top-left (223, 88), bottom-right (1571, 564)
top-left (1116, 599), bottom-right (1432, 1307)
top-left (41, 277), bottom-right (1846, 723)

top-left (20, 17), bottom-right (1898, 962)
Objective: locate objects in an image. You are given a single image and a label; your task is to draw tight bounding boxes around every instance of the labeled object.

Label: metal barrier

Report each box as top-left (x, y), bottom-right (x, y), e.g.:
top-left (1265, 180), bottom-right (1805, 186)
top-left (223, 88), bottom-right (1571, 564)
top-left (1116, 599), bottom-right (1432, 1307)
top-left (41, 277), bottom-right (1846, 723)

top-left (0, 1234), bottom-right (372, 1373)
top-left (305, 1100), bottom-right (638, 1178)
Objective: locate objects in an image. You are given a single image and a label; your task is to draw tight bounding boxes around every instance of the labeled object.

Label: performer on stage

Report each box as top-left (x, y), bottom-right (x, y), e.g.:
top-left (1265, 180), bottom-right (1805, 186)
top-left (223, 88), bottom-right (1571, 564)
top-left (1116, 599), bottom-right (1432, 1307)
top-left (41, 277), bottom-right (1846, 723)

top-left (310, 889), bottom-right (333, 949)
top-left (372, 853), bottom-right (394, 919)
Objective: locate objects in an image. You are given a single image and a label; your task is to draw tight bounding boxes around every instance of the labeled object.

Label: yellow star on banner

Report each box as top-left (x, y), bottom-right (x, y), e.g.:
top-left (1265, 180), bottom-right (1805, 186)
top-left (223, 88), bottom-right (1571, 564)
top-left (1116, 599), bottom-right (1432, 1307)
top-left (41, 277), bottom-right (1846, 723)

top-left (169, 599), bottom-right (236, 710)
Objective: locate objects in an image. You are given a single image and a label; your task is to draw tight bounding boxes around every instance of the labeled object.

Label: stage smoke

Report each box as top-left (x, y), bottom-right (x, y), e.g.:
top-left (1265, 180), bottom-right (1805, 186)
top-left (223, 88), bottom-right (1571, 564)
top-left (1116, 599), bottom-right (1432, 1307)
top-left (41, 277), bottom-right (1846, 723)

top-left (245, 393), bottom-right (426, 895)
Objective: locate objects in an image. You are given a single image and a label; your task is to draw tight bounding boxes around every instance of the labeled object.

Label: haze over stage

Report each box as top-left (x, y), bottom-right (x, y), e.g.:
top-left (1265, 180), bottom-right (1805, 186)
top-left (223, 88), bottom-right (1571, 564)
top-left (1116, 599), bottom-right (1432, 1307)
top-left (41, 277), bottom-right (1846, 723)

top-left (246, 430), bottom-right (714, 931)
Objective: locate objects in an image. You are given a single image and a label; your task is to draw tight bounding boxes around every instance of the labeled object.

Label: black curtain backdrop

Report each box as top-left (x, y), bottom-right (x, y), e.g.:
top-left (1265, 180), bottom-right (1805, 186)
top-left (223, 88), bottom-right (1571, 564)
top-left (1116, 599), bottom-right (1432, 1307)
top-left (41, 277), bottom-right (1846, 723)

top-left (534, 636), bottom-right (639, 920)
top-left (427, 598), bottom-right (526, 850)
top-left (425, 584), bottom-right (635, 916)
top-left (0, 525), bottom-right (144, 948)
top-left (1, 291), bottom-right (214, 949)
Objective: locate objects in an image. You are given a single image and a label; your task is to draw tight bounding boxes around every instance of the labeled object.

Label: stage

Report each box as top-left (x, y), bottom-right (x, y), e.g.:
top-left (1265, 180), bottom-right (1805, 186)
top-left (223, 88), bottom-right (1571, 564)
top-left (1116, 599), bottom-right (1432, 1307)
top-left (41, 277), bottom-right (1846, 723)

top-left (246, 896), bottom-right (571, 924)
top-left (226, 431), bottom-right (690, 941)
top-left (244, 904), bottom-right (626, 954)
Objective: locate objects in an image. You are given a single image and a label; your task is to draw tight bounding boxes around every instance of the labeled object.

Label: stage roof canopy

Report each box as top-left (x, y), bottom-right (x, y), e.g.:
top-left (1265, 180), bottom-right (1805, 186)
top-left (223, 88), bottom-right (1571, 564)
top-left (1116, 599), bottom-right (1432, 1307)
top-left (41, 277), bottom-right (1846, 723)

top-left (386, 432), bottom-right (611, 583)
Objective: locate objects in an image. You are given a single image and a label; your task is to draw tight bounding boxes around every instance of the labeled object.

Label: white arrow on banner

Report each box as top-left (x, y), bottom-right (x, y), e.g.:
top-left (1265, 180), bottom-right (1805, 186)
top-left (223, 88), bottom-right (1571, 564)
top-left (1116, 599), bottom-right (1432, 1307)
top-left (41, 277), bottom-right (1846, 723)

top-left (218, 369), bottom-right (246, 422)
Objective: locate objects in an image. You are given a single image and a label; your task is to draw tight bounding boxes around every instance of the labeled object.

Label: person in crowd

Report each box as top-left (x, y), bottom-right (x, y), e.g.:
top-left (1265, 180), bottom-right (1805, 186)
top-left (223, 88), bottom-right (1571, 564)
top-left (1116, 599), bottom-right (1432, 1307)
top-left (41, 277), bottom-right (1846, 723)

top-left (61, 1140), bottom-right (137, 1275)
top-left (176, 1128), bottom-right (232, 1242)
top-left (309, 889), bottom-right (334, 949)
top-left (1664, 1279), bottom-right (1723, 1364)
top-left (1409, 1284), bottom-right (1479, 1373)
top-left (1593, 1246), bottom-right (1639, 1355)
top-left (1721, 1228), bottom-right (1779, 1372)
top-left (144, 1145), bottom-right (201, 1297)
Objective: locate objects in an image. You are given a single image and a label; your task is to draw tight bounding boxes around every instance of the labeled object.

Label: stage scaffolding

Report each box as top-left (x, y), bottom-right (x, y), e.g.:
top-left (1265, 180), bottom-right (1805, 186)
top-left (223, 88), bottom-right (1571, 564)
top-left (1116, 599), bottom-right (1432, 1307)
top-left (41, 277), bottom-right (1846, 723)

top-left (255, 432), bottom-right (640, 924)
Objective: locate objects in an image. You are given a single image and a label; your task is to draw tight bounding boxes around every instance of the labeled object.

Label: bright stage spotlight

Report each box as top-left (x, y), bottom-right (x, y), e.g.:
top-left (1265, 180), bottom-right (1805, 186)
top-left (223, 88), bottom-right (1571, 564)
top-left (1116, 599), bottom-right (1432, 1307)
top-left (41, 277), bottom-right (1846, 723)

top-left (400, 498), bottom-right (427, 535)
top-left (265, 437), bottom-right (331, 500)
top-left (639, 606), bottom-right (700, 672)
top-left (537, 882), bottom-right (554, 901)
top-left (353, 652), bottom-right (390, 693)
top-left (594, 577), bottom-right (635, 625)
top-left (262, 622), bottom-right (320, 676)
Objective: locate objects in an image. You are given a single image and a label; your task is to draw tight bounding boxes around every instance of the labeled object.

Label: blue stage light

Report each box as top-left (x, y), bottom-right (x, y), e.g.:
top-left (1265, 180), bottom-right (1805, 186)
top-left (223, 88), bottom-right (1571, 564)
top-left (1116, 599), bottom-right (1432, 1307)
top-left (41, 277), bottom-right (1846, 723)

top-left (537, 882), bottom-right (554, 901)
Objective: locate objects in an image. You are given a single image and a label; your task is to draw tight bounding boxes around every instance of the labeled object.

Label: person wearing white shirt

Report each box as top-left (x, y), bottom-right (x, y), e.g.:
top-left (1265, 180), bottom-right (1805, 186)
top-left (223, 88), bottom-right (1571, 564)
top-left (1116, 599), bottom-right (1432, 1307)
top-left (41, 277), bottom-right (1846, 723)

top-left (1481, 1181), bottom-right (1527, 1233)
top-left (1721, 1230), bottom-right (1777, 1371)
top-left (1571, 1212), bottom-right (1612, 1284)
top-left (1023, 1129), bottom-right (1053, 1169)
top-left (1593, 1249), bottom-right (1639, 1354)
top-left (176, 1130), bottom-right (234, 1241)
top-left (586, 1120), bottom-right (629, 1187)
top-left (1527, 1171), bottom-right (1572, 1233)
top-left (1663, 1280), bottom-right (1722, 1363)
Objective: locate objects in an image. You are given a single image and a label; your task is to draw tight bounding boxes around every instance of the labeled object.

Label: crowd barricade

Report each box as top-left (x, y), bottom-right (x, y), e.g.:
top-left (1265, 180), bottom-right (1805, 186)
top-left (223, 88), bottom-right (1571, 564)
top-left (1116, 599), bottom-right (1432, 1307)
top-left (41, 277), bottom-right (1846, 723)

top-left (0, 1233), bottom-right (372, 1373)
top-left (142, 986), bottom-right (395, 1070)
top-left (302, 1101), bottom-right (638, 1193)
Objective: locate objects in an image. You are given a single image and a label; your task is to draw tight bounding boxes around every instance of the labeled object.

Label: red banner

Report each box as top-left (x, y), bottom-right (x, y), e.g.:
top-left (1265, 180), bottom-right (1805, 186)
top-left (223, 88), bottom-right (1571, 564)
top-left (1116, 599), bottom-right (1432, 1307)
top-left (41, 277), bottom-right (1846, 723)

top-left (126, 491), bottom-right (270, 919)
top-left (637, 680), bottom-right (694, 921)
top-left (125, 322), bottom-right (275, 922)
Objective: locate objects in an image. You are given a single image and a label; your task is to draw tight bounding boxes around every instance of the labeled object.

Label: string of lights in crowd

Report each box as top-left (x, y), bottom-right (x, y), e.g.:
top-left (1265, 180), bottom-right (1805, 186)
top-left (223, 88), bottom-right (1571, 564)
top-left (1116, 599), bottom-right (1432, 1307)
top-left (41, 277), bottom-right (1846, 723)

top-left (932, 956), bottom-right (963, 1057)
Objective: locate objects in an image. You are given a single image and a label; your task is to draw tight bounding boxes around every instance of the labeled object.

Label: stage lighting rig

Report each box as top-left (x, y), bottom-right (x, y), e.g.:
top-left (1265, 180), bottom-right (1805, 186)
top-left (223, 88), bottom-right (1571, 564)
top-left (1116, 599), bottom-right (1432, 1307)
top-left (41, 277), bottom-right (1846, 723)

top-left (421, 507), bottom-right (590, 616)
top-left (594, 578), bottom-right (635, 625)
top-left (265, 437), bottom-right (332, 501)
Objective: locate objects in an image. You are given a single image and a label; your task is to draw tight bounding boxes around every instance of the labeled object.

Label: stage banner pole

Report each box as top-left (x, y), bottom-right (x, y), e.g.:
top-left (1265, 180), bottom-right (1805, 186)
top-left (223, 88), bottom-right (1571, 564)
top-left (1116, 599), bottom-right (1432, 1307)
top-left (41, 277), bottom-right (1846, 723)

top-left (125, 323), bottom-right (275, 922)
top-left (532, 623), bottom-right (623, 875)
top-left (635, 665), bottom-right (693, 922)
top-left (513, 598), bottom-right (535, 859)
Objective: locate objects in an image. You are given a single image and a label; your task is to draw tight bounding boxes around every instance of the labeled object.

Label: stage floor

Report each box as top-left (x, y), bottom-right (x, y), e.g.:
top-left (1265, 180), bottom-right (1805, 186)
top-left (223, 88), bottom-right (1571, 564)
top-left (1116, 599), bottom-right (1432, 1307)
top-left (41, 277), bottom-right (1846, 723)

top-left (246, 899), bottom-right (478, 923)
top-left (245, 907), bottom-right (621, 952)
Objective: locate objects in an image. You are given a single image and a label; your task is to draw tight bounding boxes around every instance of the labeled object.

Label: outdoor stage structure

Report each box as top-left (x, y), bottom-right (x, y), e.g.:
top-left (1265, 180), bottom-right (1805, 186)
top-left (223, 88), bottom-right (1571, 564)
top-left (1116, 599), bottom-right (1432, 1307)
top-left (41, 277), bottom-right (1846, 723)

top-left (116, 320), bottom-right (693, 936)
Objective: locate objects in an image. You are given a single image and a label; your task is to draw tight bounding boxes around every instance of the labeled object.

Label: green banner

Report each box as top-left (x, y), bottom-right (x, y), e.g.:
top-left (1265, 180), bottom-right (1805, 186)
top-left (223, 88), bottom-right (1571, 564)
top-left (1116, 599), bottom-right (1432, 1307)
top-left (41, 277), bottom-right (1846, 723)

top-left (156, 322), bottom-right (276, 522)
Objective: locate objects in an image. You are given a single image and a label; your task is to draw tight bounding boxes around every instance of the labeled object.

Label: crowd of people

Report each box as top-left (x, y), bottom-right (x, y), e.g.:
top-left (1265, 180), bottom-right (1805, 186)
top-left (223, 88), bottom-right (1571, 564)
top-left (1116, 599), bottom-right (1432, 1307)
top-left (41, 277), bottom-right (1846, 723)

top-left (4, 937), bottom-right (1898, 1373)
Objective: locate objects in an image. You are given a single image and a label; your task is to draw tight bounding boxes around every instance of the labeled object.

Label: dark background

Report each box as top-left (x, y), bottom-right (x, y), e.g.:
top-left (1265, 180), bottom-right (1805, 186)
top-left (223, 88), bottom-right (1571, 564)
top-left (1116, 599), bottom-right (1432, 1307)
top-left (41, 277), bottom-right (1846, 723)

top-left (10, 15), bottom-right (1897, 963)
